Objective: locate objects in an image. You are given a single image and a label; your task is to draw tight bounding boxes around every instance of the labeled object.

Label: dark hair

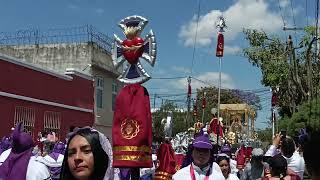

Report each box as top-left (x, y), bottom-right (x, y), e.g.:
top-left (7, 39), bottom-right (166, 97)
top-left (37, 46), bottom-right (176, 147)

top-left (217, 155), bottom-right (230, 165)
top-left (269, 154), bottom-right (287, 179)
top-left (181, 145), bottom-right (193, 168)
top-left (217, 155), bottom-right (231, 176)
top-left (60, 128), bottom-right (109, 180)
top-left (209, 145), bottom-right (219, 163)
top-left (280, 137), bottom-right (295, 158)
top-left (304, 130), bottom-right (320, 176)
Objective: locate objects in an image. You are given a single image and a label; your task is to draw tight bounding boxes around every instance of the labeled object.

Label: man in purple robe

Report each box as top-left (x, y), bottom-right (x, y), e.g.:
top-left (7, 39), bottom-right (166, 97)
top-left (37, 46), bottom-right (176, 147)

top-left (36, 142), bottom-right (65, 180)
top-left (0, 137), bottom-right (11, 155)
top-left (0, 123), bottom-right (50, 180)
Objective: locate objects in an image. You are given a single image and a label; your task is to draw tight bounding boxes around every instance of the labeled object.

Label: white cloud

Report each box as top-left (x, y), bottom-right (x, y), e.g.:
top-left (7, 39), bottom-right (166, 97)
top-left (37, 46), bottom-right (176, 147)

top-left (279, 0), bottom-right (290, 8)
top-left (154, 69), bottom-right (166, 76)
top-left (224, 45), bottom-right (241, 55)
top-left (179, 0), bottom-right (284, 47)
top-left (172, 72), bottom-right (235, 90)
top-left (172, 66), bottom-right (191, 74)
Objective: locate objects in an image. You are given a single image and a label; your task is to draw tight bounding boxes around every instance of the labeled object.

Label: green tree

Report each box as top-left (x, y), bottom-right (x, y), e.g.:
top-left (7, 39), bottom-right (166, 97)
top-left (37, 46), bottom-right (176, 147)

top-left (152, 111), bottom-right (165, 143)
top-left (194, 87), bottom-right (259, 125)
top-left (152, 101), bottom-right (187, 143)
top-left (278, 98), bottom-right (320, 137)
top-left (243, 28), bottom-right (320, 117)
top-left (256, 128), bottom-right (272, 144)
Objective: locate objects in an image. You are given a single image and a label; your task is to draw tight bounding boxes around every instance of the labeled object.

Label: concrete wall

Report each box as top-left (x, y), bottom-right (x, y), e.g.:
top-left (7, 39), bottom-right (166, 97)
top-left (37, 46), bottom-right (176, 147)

top-left (92, 67), bottom-right (114, 136)
top-left (0, 43), bottom-right (92, 73)
top-left (89, 43), bottom-right (122, 140)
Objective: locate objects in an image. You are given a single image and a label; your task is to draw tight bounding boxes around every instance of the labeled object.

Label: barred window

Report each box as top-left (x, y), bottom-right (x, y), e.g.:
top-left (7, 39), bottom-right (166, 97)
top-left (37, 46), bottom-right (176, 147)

top-left (44, 111), bottom-right (61, 139)
top-left (14, 106), bottom-right (35, 138)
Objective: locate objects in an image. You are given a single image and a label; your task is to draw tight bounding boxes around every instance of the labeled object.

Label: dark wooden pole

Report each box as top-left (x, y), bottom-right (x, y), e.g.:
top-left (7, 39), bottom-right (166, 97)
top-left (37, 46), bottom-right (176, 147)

top-left (131, 168), bottom-right (140, 180)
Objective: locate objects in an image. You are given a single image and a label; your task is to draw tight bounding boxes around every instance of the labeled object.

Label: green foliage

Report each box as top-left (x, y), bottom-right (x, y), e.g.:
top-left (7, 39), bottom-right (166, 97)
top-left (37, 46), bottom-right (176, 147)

top-left (243, 28), bottom-right (320, 117)
top-left (152, 101), bottom-right (187, 143)
top-left (195, 87), bottom-right (244, 125)
top-left (278, 98), bottom-right (320, 137)
top-left (152, 112), bottom-right (165, 143)
top-left (256, 128), bottom-right (272, 144)
top-left (243, 29), bottom-right (289, 88)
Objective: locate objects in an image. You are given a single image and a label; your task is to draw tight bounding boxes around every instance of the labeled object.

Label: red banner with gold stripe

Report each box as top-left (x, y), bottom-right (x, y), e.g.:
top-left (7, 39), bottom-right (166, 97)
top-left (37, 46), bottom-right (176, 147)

top-left (112, 84), bottom-right (152, 168)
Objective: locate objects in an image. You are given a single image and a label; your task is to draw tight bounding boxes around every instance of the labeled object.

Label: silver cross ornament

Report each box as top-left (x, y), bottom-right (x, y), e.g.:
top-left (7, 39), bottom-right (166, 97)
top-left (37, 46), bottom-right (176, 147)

top-left (112, 15), bottom-right (157, 84)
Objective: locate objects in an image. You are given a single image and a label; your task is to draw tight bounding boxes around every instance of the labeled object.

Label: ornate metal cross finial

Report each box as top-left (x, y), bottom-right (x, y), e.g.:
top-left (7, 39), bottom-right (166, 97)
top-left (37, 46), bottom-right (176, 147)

top-left (112, 15), bottom-right (157, 84)
top-left (216, 16), bottom-right (227, 32)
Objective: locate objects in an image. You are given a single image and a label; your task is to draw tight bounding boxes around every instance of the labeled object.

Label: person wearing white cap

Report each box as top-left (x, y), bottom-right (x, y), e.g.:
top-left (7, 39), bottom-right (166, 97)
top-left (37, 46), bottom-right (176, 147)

top-left (173, 133), bottom-right (224, 180)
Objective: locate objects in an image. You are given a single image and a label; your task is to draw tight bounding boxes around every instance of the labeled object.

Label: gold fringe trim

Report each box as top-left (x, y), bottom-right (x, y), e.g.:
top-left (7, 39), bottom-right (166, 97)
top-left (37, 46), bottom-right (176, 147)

top-left (113, 155), bottom-right (151, 162)
top-left (113, 145), bottom-right (150, 153)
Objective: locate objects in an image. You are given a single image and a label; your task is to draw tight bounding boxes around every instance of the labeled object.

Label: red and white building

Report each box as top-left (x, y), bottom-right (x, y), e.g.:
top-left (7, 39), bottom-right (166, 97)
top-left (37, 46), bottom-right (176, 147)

top-left (0, 53), bottom-right (94, 140)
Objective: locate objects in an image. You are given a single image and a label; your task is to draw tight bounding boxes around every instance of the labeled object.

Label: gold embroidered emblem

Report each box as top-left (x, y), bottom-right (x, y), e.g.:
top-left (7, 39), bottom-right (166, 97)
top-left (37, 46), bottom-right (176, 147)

top-left (175, 164), bottom-right (180, 171)
top-left (121, 119), bottom-right (140, 139)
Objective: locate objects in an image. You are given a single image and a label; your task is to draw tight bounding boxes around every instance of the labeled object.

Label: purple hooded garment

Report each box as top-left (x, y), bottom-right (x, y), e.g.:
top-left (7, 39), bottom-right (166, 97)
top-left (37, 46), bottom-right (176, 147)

top-left (220, 143), bottom-right (231, 156)
top-left (0, 137), bottom-right (11, 155)
top-left (0, 122), bottom-right (34, 180)
top-left (119, 168), bottom-right (131, 180)
top-left (49, 142), bottom-right (65, 161)
top-left (47, 142), bottom-right (65, 180)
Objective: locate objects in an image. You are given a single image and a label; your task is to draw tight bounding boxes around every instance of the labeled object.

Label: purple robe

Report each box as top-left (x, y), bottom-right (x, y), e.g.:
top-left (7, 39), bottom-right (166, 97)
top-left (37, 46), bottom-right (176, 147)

top-left (0, 123), bottom-right (34, 180)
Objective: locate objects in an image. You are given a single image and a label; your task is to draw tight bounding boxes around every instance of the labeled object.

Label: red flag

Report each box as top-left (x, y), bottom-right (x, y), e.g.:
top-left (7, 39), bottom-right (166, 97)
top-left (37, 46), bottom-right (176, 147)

top-left (193, 103), bottom-right (198, 117)
top-left (202, 92), bottom-right (206, 109)
top-left (236, 145), bottom-right (246, 170)
top-left (271, 92), bottom-right (278, 107)
top-left (216, 32), bottom-right (224, 57)
top-left (209, 117), bottom-right (223, 137)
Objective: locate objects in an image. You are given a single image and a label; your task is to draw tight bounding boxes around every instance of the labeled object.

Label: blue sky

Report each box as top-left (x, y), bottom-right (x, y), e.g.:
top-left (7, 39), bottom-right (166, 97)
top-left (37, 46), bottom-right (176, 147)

top-left (0, 0), bottom-right (316, 129)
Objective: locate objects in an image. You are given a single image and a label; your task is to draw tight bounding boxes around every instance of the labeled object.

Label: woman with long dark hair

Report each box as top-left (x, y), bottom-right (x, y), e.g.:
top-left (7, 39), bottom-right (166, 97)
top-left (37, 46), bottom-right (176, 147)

top-left (60, 127), bottom-right (114, 180)
top-left (217, 155), bottom-right (239, 180)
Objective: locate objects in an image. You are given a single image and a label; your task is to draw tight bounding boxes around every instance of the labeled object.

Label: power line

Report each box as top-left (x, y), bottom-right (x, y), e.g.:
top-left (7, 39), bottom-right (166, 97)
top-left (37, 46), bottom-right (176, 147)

top-left (306, 0), bottom-right (309, 26)
top-left (191, 76), bottom-right (270, 93)
top-left (152, 76), bottom-right (187, 80)
top-left (189, 0), bottom-right (201, 76)
top-left (277, 0), bottom-right (287, 28)
top-left (290, 0), bottom-right (298, 45)
top-left (147, 87), bottom-right (196, 90)
top-left (290, 0), bottom-right (297, 28)
top-left (151, 93), bottom-right (196, 98)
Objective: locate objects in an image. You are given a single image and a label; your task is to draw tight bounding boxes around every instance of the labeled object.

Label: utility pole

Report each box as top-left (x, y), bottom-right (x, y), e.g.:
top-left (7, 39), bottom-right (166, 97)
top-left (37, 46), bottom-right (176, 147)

top-left (287, 31), bottom-right (313, 100)
top-left (201, 91), bottom-right (206, 124)
top-left (271, 88), bottom-right (278, 138)
top-left (186, 76), bottom-right (192, 128)
top-left (153, 93), bottom-right (156, 109)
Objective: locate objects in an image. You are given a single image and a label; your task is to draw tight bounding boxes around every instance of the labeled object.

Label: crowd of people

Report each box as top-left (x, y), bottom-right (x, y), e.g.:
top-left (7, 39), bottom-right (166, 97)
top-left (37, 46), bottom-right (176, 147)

top-left (0, 122), bottom-right (319, 180)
